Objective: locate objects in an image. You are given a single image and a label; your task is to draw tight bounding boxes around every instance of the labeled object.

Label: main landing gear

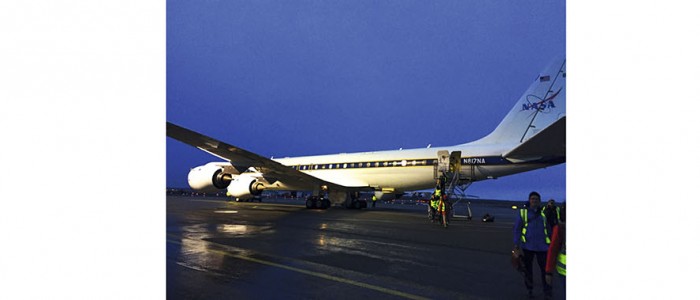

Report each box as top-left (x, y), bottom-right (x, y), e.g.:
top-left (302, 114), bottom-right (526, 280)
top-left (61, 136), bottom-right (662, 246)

top-left (305, 196), bottom-right (331, 209)
top-left (344, 192), bottom-right (367, 209)
top-left (345, 199), bottom-right (367, 209)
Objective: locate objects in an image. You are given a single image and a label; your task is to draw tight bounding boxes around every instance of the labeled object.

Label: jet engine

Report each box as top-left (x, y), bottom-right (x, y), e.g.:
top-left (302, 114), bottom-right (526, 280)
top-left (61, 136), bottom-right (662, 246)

top-left (226, 174), bottom-right (265, 200)
top-left (187, 163), bottom-right (233, 192)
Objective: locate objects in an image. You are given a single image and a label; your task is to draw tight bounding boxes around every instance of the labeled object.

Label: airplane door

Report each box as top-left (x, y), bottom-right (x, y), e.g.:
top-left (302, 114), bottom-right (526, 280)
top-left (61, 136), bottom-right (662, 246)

top-left (437, 150), bottom-right (450, 173)
top-left (449, 151), bottom-right (462, 173)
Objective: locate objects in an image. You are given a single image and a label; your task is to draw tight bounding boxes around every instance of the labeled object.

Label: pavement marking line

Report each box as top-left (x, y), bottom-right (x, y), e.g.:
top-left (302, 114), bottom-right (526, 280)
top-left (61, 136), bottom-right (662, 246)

top-left (167, 238), bottom-right (428, 300)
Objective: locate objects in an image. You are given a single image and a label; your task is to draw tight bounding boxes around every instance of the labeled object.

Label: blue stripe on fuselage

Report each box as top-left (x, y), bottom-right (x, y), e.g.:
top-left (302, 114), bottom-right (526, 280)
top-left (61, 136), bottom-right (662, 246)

top-left (289, 156), bottom-right (523, 171)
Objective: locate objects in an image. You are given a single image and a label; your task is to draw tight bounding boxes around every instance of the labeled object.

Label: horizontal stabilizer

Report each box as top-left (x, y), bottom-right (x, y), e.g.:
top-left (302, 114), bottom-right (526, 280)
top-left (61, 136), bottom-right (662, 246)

top-left (503, 116), bottom-right (565, 161)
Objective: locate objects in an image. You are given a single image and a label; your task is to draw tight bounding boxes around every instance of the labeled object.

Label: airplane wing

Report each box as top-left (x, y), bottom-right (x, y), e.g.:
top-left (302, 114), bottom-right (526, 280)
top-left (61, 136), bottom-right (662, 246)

top-left (167, 122), bottom-right (361, 191)
top-left (503, 116), bottom-right (566, 161)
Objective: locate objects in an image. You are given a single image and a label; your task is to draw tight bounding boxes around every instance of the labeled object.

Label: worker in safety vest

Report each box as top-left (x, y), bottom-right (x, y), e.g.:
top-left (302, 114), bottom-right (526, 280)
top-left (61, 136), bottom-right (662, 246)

top-left (544, 199), bottom-right (561, 228)
top-left (545, 204), bottom-right (566, 292)
top-left (437, 193), bottom-right (448, 227)
top-left (429, 185), bottom-right (441, 222)
top-left (372, 195), bottom-right (377, 208)
top-left (513, 191), bottom-right (552, 299)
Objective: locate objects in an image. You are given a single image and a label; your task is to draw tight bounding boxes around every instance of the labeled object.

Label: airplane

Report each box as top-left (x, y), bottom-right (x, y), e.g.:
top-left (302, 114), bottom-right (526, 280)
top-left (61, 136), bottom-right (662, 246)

top-left (167, 57), bottom-right (566, 209)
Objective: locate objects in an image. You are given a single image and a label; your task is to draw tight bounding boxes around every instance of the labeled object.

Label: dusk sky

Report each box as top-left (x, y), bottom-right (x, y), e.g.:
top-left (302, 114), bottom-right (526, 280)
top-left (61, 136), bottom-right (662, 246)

top-left (166, 0), bottom-right (566, 200)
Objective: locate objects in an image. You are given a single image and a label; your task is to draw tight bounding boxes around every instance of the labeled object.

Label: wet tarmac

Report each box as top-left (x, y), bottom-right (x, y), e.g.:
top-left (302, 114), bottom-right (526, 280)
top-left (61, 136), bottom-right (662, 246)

top-left (167, 196), bottom-right (565, 299)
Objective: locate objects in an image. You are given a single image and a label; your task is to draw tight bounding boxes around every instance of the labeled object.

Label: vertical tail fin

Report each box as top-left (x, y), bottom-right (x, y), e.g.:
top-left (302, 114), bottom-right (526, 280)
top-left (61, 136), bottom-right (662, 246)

top-left (473, 57), bottom-right (566, 148)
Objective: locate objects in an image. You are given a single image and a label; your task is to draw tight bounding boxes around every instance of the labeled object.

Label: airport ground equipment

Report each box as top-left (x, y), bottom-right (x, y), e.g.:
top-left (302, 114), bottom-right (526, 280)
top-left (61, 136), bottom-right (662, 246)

top-left (434, 150), bottom-right (474, 220)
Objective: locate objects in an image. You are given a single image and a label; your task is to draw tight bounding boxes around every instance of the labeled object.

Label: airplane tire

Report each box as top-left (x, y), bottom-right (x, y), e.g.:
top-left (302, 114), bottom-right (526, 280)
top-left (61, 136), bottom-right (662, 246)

top-left (305, 198), bottom-right (313, 209)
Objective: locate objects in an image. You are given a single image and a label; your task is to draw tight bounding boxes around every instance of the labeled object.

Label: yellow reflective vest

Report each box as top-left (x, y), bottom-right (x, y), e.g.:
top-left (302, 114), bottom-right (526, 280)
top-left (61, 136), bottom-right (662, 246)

top-left (556, 246), bottom-right (566, 276)
top-left (519, 208), bottom-right (551, 245)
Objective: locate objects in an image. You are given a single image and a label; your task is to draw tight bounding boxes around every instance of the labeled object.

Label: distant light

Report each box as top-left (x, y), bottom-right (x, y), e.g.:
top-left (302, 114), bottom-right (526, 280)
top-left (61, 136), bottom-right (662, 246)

top-left (511, 206), bottom-right (517, 210)
top-left (214, 210), bottom-right (239, 214)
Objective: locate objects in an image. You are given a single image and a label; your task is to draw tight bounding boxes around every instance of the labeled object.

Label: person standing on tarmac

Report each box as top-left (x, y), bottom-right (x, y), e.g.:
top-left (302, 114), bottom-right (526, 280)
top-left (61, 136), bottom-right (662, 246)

top-left (513, 191), bottom-right (553, 299)
top-left (438, 193), bottom-right (448, 227)
top-left (372, 194), bottom-right (377, 208)
top-left (544, 199), bottom-right (561, 228)
top-left (429, 183), bottom-right (441, 222)
top-left (545, 205), bottom-right (566, 291)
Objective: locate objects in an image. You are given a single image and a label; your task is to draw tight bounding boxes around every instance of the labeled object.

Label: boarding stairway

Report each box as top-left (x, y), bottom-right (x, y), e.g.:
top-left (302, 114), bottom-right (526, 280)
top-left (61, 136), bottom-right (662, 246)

top-left (434, 150), bottom-right (473, 220)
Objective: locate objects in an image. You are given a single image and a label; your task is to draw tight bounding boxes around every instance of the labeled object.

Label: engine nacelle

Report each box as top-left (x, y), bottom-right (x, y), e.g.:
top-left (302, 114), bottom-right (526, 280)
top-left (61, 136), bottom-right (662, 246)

top-left (226, 175), bottom-right (265, 200)
top-left (187, 163), bottom-right (233, 192)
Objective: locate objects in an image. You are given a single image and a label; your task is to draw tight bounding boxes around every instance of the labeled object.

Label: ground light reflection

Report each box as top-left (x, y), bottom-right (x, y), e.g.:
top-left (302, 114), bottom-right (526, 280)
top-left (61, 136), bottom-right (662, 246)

top-left (179, 232), bottom-right (225, 273)
top-left (176, 223), bottom-right (277, 274)
top-left (216, 224), bottom-right (275, 235)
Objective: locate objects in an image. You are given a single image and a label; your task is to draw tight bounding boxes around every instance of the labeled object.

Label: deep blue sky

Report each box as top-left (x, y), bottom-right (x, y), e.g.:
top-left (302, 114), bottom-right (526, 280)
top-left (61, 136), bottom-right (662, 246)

top-left (166, 0), bottom-right (566, 200)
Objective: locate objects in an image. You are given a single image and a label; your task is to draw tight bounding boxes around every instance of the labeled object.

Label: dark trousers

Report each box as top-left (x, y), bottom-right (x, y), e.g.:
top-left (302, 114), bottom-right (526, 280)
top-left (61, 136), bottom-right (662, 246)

top-left (522, 249), bottom-right (552, 294)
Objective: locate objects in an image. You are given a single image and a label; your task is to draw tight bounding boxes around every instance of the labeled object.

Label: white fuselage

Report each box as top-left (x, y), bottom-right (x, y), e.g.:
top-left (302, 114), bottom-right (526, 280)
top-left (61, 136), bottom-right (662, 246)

top-left (264, 140), bottom-right (553, 193)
